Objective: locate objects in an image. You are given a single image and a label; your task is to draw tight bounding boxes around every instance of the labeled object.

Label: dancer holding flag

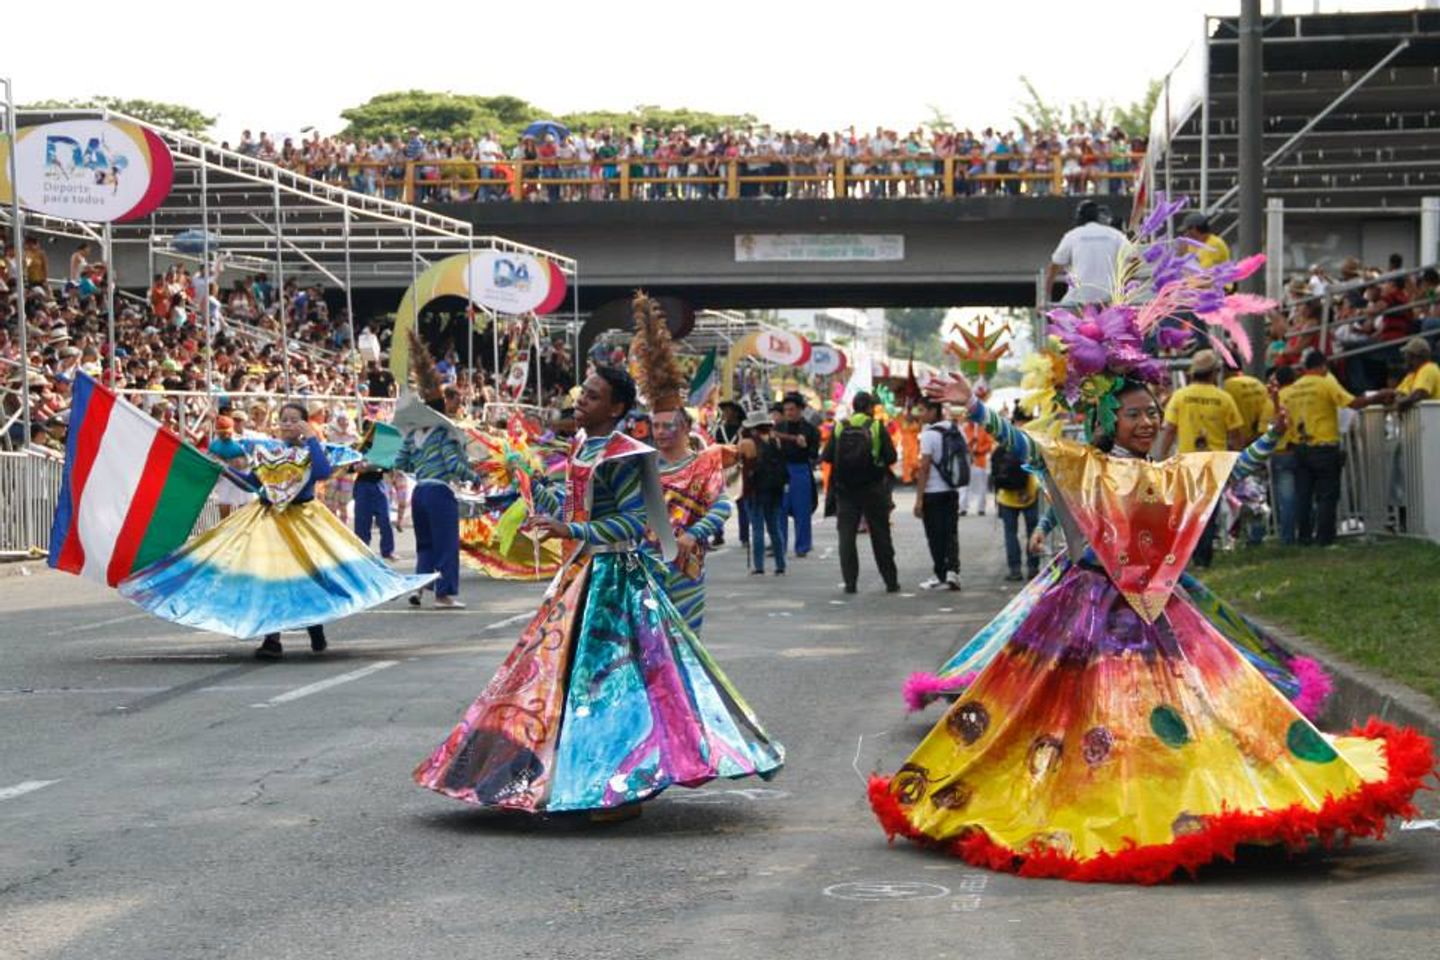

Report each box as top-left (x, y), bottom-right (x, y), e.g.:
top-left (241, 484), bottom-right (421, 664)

top-left (414, 362), bottom-right (782, 817)
top-left (869, 196), bottom-right (1433, 884)
top-left (50, 374), bottom-right (433, 657)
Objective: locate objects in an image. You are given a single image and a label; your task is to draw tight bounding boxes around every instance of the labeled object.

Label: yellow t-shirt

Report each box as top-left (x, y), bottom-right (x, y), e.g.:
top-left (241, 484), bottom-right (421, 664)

top-left (1222, 374), bottom-right (1275, 441)
top-left (1164, 382), bottom-right (1243, 453)
top-left (1397, 361), bottom-right (1440, 400)
top-left (1279, 372), bottom-right (1355, 445)
top-left (1195, 234), bottom-right (1231, 270)
top-left (996, 472), bottom-right (1040, 510)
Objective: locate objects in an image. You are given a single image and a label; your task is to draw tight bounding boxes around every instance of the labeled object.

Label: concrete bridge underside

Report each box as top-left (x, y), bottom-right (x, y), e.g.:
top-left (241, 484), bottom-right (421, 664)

top-left (429, 196), bottom-right (1135, 310)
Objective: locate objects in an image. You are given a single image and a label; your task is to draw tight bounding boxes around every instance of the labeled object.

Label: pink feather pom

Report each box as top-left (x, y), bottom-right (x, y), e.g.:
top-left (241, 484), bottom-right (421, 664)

top-left (1287, 656), bottom-right (1334, 721)
top-left (902, 671), bottom-right (978, 712)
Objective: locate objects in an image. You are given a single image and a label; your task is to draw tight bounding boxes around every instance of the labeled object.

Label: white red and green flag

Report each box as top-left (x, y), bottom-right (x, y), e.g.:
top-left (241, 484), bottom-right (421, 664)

top-left (49, 373), bottom-right (222, 586)
top-left (688, 347), bottom-right (719, 408)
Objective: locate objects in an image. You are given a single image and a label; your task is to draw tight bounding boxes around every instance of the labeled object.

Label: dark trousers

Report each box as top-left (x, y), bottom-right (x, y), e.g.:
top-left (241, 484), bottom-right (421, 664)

top-left (999, 501), bottom-right (1040, 575)
top-left (263, 625), bottom-right (325, 645)
top-left (784, 462), bottom-right (815, 555)
top-left (737, 496), bottom-right (749, 545)
top-left (921, 490), bottom-right (960, 581)
top-left (412, 481), bottom-right (460, 597)
top-left (746, 492), bottom-right (786, 573)
top-left (353, 480), bottom-right (394, 557)
top-left (836, 482), bottom-right (898, 590)
top-left (1193, 510), bottom-right (1220, 568)
top-left (1295, 444), bottom-right (1343, 546)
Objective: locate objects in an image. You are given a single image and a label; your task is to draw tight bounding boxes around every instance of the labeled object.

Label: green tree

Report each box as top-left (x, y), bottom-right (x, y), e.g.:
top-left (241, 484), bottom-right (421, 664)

top-left (558, 105), bottom-right (757, 138)
top-left (885, 307), bottom-right (946, 363)
top-left (21, 96), bottom-right (216, 136)
top-left (1011, 75), bottom-right (1159, 139)
top-left (339, 91), bottom-right (544, 141)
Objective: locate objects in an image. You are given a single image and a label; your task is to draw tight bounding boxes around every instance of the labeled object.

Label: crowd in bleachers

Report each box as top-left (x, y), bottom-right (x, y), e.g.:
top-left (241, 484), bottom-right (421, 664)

top-left (222, 122), bottom-right (1145, 202)
top-left (1266, 254), bottom-right (1440, 393)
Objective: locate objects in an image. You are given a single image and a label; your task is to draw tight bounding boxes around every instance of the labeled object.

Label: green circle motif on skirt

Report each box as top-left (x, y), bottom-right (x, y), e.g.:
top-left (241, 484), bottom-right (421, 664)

top-left (1286, 720), bottom-right (1339, 764)
top-left (1150, 705), bottom-right (1191, 748)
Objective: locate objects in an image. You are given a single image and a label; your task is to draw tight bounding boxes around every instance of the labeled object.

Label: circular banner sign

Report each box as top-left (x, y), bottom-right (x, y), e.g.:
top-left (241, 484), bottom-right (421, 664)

top-left (806, 343), bottom-right (846, 376)
top-left (466, 250), bottom-right (566, 315)
top-left (753, 329), bottom-right (812, 367)
top-left (0, 119), bottom-right (174, 223)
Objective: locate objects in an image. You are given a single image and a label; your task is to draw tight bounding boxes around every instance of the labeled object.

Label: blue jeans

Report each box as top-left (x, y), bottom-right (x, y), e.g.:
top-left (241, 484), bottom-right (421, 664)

top-left (1270, 451), bottom-right (1298, 545)
top-left (746, 492), bottom-right (787, 573)
top-left (412, 481), bottom-right (460, 597)
top-left (999, 502), bottom-right (1040, 575)
top-left (353, 480), bottom-right (394, 557)
top-left (783, 462), bottom-right (814, 555)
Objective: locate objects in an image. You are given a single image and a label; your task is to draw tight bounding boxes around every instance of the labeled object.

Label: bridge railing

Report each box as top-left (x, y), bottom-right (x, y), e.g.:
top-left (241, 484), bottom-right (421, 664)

top-left (293, 154), bottom-right (1143, 204)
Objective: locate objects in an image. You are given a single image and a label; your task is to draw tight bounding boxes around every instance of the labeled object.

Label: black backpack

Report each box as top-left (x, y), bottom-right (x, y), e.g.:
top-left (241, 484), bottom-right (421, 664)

top-left (753, 437), bottom-right (788, 494)
top-left (991, 446), bottom-right (1030, 492)
top-left (933, 424), bottom-right (970, 489)
top-left (834, 420), bottom-right (885, 488)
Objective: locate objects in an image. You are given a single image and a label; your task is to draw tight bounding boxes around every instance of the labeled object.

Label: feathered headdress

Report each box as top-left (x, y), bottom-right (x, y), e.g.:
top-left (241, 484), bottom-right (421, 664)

top-left (1023, 194), bottom-right (1275, 440)
top-left (408, 329), bottom-right (443, 404)
top-left (629, 291), bottom-right (687, 413)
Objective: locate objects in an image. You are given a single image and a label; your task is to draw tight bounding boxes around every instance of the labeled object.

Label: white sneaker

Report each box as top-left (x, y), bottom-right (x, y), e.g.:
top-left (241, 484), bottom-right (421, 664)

top-left (918, 577), bottom-right (944, 591)
top-left (946, 571), bottom-right (963, 591)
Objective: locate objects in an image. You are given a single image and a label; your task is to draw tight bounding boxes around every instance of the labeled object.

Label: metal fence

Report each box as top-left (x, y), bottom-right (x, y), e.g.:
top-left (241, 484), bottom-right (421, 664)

top-left (1338, 402), bottom-right (1439, 541)
top-left (1, 447), bottom-right (221, 561)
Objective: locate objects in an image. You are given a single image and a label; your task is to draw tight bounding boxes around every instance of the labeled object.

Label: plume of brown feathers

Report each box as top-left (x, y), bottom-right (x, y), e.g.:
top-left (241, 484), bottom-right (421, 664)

top-left (408, 329), bottom-right (444, 402)
top-left (629, 291), bottom-right (686, 412)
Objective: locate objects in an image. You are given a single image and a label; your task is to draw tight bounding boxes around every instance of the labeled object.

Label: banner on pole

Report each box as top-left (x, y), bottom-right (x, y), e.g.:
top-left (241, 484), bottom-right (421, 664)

top-left (0, 119), bottom-right (174, 223)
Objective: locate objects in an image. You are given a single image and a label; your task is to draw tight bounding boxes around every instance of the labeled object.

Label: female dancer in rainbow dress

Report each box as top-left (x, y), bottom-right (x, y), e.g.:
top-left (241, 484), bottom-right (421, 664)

top-left (414, 365), bottom-right (782, 815)
top-left (631, 293), bottom-right (734, 634)
top-left (869, 198), bottom-right (1433, 883)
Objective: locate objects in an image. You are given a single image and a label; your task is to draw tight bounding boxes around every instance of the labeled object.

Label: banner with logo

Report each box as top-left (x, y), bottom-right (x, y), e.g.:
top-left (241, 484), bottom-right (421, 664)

top-left (390, 251), bottom-right (568, 382)
top-left (466, 251), bottom-right (568, 315)
top-left (734, 234), bottom-right (904, 263)
top-left (719, 328), bottom-right (814, 399)
top-left (0, 119), bottom-right (174, 223)
top-left (806, 344), bottom-right (847, 377)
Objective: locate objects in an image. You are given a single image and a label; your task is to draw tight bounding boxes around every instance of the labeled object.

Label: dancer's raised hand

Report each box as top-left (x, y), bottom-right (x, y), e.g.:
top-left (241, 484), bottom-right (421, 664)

top-left (925, 371), bottom-right (973, 407)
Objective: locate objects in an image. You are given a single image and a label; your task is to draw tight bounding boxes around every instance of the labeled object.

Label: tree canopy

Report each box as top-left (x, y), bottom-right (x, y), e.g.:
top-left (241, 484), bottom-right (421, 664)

top-left (20, 97), bottom-right (216, 137)
top-left (1011, 76), bottom-right (1161, 140)
top-left (885, 307), bottom-right (947, 364)
top-left (338, 91), bottom-right (757, 142)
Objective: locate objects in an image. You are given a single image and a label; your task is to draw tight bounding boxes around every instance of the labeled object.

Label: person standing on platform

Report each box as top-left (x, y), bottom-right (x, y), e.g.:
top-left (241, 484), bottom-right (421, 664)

top-left (913, 399), bottom-right (965, 591)
top-left (776, 392), bottom-right (819, 558)
top-left (1043, 199), bottom-right (1127, 306)
top-left (822, 390), bottom-right (899, 595)
top-left (1158, 349), bottom-right (1243, 567)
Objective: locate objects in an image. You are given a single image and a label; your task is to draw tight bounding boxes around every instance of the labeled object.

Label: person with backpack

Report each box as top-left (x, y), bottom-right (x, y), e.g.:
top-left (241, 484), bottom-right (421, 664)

top-left (821, 391), bottom-right (900, 594)
top-left (912, 399), bottom-right (967, 591)
top-left (992, 405), bottom-right (1043, 581)
top-left (739, 409), bottom-right (789, 576)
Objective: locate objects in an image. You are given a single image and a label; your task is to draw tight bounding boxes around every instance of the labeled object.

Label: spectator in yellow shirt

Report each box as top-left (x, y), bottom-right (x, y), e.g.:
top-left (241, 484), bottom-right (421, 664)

top-left (1159, 349), bottom-right (1243, 455)
top-left (1222, 362), bottom-right (1275, 445)
top-left (993, 406), bottom-right (1043, 582)
top-left (1278, 349), bottom-right (1372, 546)
top-left (1180, 212), bottom-right (1231, 271)
top-left (1159, 349), bottom-right (1243, 566)
top-left (1384, 337), bottom-right (1440, 411)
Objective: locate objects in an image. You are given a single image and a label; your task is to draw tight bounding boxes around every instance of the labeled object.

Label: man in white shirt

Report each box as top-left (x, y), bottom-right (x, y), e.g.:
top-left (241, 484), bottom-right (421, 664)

top-left (1044, 200), bottom-right (1127, 305)
top-left (912, 399), bottom-right (964, 591)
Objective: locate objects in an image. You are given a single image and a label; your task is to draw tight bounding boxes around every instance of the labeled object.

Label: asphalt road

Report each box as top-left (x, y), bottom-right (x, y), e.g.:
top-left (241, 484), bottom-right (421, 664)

top-left (1, 503), bottom-right (1437, 960)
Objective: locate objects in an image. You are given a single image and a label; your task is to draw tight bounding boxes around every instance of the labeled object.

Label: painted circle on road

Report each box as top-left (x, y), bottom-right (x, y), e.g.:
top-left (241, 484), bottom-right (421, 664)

top-left (822, 881), bottom-right (950, 902)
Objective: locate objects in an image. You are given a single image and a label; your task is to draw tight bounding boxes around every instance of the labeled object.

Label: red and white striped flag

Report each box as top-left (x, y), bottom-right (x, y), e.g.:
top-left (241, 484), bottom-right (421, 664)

top-left (49, 374), bottom-right (222, 586)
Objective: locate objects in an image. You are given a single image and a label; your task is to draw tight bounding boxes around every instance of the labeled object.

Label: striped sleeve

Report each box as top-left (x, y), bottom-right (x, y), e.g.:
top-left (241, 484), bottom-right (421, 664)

top-left (1234, 427), bottom-right (1280, 479)
top-left (531, 475), bottom-right (565, 517)
top-left (393, 433), bottom-right (417, 473)
top-left (441, 435), bottom-right (479, 484)
top-left (967, 399), bottom-right (1043, 467)
top-left (564, 456), bottom-right (647, 545)
top-left (686, 491), bottom-right (733, 541)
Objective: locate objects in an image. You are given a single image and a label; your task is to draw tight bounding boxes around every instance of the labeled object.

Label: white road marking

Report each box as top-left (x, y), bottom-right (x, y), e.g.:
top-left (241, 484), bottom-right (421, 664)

top-left (0, 780), bottom-right (59, 802)
top-left (47, 613), bottom-right (150, 636)
top-left (250, 661), bottom-right (399, 708)
top-left (482, 612), bottom-right (532, 632)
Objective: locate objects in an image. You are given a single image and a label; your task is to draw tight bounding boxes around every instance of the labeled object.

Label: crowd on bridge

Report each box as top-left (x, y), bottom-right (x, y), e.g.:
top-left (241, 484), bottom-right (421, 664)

top-left (221, 122), bottom-right (1146, 202)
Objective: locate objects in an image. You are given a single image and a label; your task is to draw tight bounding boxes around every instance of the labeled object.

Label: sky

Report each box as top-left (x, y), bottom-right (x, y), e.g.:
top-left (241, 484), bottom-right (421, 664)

top-left (6, 1), bottom-right (1420, 143)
